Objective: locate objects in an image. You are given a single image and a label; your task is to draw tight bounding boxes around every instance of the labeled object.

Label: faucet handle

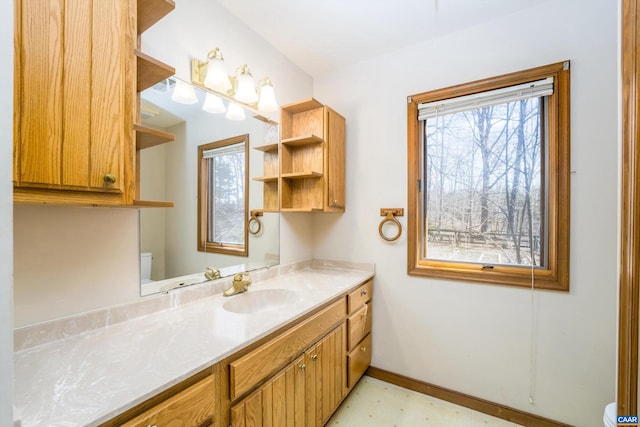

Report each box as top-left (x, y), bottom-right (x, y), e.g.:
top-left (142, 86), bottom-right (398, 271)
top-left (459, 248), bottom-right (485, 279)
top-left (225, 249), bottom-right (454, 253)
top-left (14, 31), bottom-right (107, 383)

top-left (205, 267), bottom-right (220, 281)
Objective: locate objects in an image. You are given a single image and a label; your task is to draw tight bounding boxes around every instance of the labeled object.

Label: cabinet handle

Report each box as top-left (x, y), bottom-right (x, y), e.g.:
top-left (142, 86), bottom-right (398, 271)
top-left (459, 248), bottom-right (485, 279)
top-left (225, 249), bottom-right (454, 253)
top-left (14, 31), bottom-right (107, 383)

top-left (361, 289), bottom-right (367, 297)
top-left (311, 354), bottom-right (318, 361)
top-left (299, 363), bottom-right (306, 371)
top-left (103, 174), bottom-right (117, 184)
top-left (360, 346), bottom-right (367, 352)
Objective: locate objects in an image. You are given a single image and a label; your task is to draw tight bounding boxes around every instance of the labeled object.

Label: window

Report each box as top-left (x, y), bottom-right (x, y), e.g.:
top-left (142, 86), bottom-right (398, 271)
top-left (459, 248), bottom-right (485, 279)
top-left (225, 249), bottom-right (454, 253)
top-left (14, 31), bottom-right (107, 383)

top-left (198, 134), bottom-right (249, 256)
top-left (407, 62), bottom-right (570, 290)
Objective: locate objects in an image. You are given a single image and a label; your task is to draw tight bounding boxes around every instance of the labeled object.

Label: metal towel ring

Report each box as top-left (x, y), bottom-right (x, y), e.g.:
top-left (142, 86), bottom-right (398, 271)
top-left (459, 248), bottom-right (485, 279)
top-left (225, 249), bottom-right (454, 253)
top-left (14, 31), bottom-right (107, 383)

top-left (378, 208), bottom-right (404, 241)
top-left (248, 210), bottom-right (263, 235)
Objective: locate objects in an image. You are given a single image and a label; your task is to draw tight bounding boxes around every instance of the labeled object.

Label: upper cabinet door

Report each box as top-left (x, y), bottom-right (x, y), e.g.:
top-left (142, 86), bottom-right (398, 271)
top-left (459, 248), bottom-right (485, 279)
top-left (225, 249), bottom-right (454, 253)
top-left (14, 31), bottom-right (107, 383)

top-left (14, 0), bottom-right (135, 205)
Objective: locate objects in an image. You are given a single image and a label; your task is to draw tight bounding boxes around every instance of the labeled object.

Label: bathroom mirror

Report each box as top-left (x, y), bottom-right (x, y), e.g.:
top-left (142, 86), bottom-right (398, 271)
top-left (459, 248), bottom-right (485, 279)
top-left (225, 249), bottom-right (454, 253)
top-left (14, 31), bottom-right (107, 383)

top-left (139, 77), bottom-right (279, 296)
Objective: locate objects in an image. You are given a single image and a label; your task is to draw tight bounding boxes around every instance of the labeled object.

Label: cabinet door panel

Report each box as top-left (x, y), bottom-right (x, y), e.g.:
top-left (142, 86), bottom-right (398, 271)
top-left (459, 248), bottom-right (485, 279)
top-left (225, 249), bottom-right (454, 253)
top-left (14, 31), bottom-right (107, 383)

top-left (326, 108), bottom-right (345, 210)
top-left (61, 0), bottom-right (91, 187)
top-left (231, 356), bottom-right (306, 427)
top-left (16, 0), bottom-right (130, 199)
top-left (120, 375), bottom-right (215, 427)
top-left (89, 0), bottom-right (124, 191)
top-left (17, 0), bottom-right (64, 186)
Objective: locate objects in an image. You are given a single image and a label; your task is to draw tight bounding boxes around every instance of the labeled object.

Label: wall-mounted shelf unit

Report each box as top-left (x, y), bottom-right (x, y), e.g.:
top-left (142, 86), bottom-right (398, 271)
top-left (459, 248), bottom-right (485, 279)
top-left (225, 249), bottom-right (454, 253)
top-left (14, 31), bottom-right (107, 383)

top-left (279, 98), bottom-right (345, 212)
top-left (252, 142), bottom-right (279, 212)
top-left (133, 0), bottom-right (176, 208)
top-left (136, 50), bottom-right (175, 92)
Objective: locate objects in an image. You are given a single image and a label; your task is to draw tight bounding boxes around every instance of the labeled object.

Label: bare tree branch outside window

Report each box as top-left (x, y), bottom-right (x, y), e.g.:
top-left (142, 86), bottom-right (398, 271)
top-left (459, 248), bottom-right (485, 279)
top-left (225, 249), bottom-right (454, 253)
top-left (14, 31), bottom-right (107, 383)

top-left (422, 98), bottom-right (546, 267)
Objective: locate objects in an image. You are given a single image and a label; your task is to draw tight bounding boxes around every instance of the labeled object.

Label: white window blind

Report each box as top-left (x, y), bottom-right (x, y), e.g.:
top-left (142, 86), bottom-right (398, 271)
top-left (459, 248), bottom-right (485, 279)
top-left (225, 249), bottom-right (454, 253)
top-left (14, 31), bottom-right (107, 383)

top-left (418, 77), bottom-right (554, 121)
top-left (202, 142), bottom-right (244, 159)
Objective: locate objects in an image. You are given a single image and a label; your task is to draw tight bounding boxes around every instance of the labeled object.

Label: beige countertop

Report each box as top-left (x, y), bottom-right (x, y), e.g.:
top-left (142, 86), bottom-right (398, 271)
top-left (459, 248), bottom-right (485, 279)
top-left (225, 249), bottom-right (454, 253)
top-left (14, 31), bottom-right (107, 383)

top-left (13, 260), bottom-right (374, 427)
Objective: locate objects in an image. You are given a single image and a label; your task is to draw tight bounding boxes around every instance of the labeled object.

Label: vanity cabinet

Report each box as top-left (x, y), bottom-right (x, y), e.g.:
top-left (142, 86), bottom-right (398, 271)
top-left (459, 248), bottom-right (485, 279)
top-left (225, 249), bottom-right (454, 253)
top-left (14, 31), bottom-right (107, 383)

top-left (100, 367), bottom-right (217, 427)
top-left (279, 99), bottom-right (345, 212)
top-left (304, 324), bottom-right (347, 427)
top-left (13, 0), bottom-right (175, 207)
top-left (230, 324), bottom-right (346, 427)
top-left (346, 280), bottom-right (373, 388)
top-left (230, 355), bottom-right (307, 427)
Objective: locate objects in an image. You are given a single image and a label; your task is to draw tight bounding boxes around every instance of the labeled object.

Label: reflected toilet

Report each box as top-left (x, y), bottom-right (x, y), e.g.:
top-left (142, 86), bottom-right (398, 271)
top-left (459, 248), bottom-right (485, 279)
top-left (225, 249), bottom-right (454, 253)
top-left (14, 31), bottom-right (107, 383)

top-left (140, 252), bottom-right (153, 284)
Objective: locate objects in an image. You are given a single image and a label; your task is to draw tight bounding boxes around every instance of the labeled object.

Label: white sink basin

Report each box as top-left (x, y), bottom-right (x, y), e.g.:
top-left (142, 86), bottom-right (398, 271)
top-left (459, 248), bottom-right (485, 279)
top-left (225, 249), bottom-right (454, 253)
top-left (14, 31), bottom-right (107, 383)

top-left (222, 289), bottom-right (299, 314)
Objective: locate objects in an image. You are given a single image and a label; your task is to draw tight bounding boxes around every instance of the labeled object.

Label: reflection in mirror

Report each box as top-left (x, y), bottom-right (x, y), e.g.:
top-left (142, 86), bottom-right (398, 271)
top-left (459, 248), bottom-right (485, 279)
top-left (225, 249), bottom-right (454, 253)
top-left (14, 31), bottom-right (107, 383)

top-left (198, 135), bottom-right (249, 256)
top-left (139, 78), bottom-right (279, 296)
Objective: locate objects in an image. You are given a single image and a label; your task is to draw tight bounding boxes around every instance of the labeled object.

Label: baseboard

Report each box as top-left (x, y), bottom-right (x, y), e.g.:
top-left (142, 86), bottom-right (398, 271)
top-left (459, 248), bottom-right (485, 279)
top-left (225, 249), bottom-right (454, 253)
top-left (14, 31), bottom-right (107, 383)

top-left (366, 366), bottom-right (573, 427)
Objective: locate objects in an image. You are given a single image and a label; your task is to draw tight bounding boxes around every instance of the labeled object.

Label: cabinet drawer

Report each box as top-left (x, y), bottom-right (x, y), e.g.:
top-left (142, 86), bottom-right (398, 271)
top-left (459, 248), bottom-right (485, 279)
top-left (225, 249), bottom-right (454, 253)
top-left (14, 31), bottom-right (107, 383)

top-left (230, 298), bottom-right (346, 401)
top-left (121, 375), bottom-right (215, 427)
top-left (347, 333), bottom-right (372, 388)
top-left (347, 303), bottom-right (372, 352)
top-left (347, 280), bottom-right (372, 314)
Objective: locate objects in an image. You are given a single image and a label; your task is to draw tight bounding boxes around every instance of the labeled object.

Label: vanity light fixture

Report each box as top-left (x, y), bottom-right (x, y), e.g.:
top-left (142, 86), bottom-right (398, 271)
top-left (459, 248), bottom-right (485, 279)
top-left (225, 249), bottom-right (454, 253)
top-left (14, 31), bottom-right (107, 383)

top-left (257, 78), bottom-right (278, 113)
top-left (234, 64), bottom-right (258, 104)
top-left (202, 92), bottom-right (226, 114)
top-left (171, 79), bottom-right (198, 104)
top-left (225, 102), bottom-right (246, 120)
top-left (192, 48), bottom-right (279, 114)
top-left (202, 48), bottom-right (233, 93)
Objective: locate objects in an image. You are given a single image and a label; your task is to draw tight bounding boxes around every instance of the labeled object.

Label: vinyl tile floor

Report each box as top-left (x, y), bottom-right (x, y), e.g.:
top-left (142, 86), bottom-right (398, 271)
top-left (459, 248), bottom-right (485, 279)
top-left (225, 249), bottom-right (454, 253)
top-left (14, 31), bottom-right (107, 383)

top-left (327, 376), bottom-right (523, 427)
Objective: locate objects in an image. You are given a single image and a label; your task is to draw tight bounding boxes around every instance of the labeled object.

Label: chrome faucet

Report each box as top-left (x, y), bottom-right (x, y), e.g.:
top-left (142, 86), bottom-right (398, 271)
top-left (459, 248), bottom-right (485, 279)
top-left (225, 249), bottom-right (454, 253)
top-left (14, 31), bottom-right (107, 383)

top-left (223, 273), bottom-right (251, 297)
top-left (204, 267), bottom-right (221, 281)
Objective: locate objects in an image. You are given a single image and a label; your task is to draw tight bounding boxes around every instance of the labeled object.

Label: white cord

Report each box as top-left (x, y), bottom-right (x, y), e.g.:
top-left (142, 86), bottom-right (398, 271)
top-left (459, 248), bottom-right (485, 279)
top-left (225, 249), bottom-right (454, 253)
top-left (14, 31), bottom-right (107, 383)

top-left (528, 261), bottom-right (536, 405)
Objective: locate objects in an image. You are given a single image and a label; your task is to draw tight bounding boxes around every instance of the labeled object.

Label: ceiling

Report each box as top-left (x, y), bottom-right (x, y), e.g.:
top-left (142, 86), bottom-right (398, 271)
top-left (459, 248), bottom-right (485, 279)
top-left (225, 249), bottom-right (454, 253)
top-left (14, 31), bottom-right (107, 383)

top-left (216, 0), bottom-right (552, 77)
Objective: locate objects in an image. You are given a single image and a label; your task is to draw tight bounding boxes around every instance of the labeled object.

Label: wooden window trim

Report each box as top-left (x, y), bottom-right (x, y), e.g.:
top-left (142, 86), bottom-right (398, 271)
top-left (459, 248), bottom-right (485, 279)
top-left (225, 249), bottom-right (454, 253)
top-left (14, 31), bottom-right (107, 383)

top-left (407, 62), bottom-right (570, 291)
top-left (197, 134), bottom-right (249, 257)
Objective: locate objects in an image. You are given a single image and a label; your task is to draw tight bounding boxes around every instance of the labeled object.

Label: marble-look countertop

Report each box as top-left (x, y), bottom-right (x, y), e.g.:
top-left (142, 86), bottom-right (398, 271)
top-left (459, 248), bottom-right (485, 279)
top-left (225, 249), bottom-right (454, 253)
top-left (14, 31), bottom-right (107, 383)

top-left (13, 262), bottom-right (374, 427)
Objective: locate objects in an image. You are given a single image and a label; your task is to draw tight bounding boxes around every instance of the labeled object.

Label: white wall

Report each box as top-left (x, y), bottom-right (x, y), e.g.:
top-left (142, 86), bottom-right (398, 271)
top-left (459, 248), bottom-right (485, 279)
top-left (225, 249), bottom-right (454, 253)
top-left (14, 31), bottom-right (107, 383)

top-left (312, 0), bottom-right (617, 425)
top-left (0, 0), bottom-right (12, 423)
top-left (13, 0), bottom-right (313, 326)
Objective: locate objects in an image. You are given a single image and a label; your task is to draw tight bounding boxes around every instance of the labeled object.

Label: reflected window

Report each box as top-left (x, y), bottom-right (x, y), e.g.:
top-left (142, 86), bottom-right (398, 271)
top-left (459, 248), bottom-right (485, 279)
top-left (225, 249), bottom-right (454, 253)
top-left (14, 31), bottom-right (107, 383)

top-left (198, 134), bottom-right (249, 256)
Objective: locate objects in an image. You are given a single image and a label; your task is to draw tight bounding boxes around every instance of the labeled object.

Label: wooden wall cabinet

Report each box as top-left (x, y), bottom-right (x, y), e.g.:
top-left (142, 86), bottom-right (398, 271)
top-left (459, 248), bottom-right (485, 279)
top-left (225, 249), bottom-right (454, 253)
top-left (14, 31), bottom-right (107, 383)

top-left (278, 98), bottom-right (346, 212)
top-left (13, 0), bottom-right (175, 207)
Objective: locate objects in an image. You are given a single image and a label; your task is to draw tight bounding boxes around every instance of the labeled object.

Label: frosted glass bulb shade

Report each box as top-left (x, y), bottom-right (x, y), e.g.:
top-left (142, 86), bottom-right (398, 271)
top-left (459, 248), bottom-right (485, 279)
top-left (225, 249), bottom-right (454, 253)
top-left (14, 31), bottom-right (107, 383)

top-left (258, 83), bottom-right (278, 113)
top-left (204, 58), bottom-right (232, 93)
top-left (225, 102), bottom-right (246, 120)
top-left (235, 72), bottom-right (258, 104)
top-left (202, 92), bottom-right (226, 114)
top-left (171, 80), bottom-right (198, 104)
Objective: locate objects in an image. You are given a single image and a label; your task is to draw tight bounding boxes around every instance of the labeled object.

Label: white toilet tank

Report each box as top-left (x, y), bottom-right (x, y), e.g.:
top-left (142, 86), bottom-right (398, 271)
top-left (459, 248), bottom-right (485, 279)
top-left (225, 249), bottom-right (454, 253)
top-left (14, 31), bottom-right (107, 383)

top-left (140, 252), bottom-right (153, 283)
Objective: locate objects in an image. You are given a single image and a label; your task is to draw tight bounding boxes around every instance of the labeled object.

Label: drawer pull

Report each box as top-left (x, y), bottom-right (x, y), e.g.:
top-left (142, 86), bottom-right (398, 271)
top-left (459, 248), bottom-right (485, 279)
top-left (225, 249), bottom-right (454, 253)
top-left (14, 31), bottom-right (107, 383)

top-left (311, 354), bottom-right (318, 361)
top-left (299, 363), bottom-right (306, 371)
top-left (361, 346), bottom-right (367, 352)
top-left (361, 289), bottom-right (368, 297)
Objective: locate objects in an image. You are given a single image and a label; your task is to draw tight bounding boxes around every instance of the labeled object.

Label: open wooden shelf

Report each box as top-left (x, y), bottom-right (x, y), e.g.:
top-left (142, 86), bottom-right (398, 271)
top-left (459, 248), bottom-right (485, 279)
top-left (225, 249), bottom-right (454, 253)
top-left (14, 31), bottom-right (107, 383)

top-left (281, 171), bottom-right (323, 179)
top-left (135, 124), bottom-right (175, 150)
top-left (136, 50), bottom-right (175, 92)
top-left (280, 207), bottom-right (323, 212)
top-left (133, 199), bottom-right (175, 208)
top-left (253, 143), bottom-right (279, 152)
top-left (281, 135), bottom-right (323, 147)
top-left (252, 176), bottom-right (279, 182)
top-left (137, 0), bottom-right (175, 34)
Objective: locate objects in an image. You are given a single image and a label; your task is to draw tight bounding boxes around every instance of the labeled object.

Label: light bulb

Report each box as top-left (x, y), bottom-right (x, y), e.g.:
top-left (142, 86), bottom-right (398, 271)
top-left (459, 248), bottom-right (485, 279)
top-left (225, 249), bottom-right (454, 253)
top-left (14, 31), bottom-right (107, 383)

top-left (171, 80), bottom-right (198, 104)
top-left (225, 102), bottom-right (246, 120)
top-left (204, 57), bottom-right (232, 93)
top-left (258, 79), bottom-right (278, 113)
top-left (202, 92), bottom-right (225, 114)
top-left (234, 65), bottom-right (258, 104)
